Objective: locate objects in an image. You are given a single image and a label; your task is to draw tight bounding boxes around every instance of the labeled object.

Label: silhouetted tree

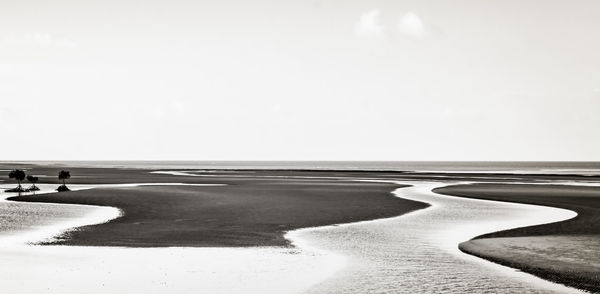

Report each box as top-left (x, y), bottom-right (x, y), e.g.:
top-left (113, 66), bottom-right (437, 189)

top-left (27, 175), bottom-right (40, 191)
top-left (57, 170), bottom-right (71, 192)
top-left (58, 170), bottom-right (71, 185)
top-left (8, 169), bottom-right (26, 190)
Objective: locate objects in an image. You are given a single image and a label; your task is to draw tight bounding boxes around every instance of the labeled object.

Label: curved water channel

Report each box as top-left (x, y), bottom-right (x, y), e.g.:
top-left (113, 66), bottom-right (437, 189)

top-left (0, 180), bottom-right (585, 293)
top-left (290, 181), bottom-right (582, 294)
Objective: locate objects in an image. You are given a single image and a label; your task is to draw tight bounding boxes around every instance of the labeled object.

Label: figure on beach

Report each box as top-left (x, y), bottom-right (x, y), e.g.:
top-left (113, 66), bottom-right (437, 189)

top-left (57, 170), bottom-right (71, 192)
top-left (7, 169), bottom-right (27, 192)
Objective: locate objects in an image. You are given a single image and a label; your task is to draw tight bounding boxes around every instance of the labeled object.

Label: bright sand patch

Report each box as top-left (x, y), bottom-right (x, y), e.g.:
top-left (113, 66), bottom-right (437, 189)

top-left (0, 245), bottom-right (344, 294)
top-left (0, 184), bottom-right (345, 294)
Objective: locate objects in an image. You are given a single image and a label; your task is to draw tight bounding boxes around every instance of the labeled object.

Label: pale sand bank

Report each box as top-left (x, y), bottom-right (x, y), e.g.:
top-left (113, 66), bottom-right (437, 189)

top-left (0, 183), bottom-right (345, 294)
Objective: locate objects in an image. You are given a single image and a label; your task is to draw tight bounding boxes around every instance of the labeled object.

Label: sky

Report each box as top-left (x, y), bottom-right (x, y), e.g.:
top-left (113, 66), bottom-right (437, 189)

top-left (0, 0), bottom-right (599, 161)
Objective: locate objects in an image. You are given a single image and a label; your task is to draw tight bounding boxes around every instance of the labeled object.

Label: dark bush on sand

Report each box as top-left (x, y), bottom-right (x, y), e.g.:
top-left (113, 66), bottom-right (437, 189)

top-left (56, 185), bottom-right (70, 192)
top-left (27, 175), bottom-right (40, 191)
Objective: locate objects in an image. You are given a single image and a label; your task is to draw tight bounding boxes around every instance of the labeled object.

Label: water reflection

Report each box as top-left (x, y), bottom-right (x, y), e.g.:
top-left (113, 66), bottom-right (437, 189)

top-left (293, 182), bottom-right (582, 294)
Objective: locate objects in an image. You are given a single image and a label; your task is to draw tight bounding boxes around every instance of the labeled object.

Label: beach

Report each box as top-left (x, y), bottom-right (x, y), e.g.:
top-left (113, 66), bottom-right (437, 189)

top-left (9, 178), bottom-right (424, 247)
top-left (1, 162), bottom-right (599, 293)
top-left (435, 183), bottom-right (600, 292)
top-left (295, 182), bottom-right (580, 293)
top-left (0, 182), bottom-right (348, 294)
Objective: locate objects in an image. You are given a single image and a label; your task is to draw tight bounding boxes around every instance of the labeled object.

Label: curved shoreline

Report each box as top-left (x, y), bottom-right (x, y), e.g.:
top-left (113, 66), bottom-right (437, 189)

top-left (457, 239), bottom-right (598, 293)
top-left (1, 177), bottom-right (590, 293)
top-left (0, 182), bottom-right (346, 293)
top-left (1, 178), bottom-right (420, 293)
top-left (2, 183), bottom-right (227, 246)
top-left (434, 183), bottom-right (600, 293)
top-left (8, 179), bottom-right (419, 247)
top-left (293, 181), bottom-right (584, 293)
top-left (0, 184), bottom-right (122, 246)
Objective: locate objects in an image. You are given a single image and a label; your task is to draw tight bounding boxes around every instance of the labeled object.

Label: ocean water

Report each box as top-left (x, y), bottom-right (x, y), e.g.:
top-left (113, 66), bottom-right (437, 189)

top-left (7, 160), bottom-right (600, 175)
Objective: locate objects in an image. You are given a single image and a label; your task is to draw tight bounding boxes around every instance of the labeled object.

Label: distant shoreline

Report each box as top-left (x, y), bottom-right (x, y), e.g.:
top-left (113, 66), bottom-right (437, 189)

top-left (3, 161), bottom-right (600, 185)
top-left (3, 160), bottom-right (600, 177)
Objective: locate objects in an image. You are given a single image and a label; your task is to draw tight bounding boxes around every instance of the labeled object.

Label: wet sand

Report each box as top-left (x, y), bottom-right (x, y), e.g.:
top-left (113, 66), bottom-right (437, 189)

top-left (1, 175), bottom-right (586, 293)
top-left (292, 182), bottom-right (580, 294)
top-left (0, 165), bottom-right (428, 293)
top-left (8, 173), bottom-right (426, 247)
top-left (3, 163), bottom-right (600, 292)
top-left (435, 183), bottom-right (600, 293)
top-left (0, 185), bottom-right (346, 294)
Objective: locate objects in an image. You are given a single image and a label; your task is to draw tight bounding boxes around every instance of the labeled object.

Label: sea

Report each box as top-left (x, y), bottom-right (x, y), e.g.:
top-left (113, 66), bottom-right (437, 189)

top-left (7, 160), bottom-right (600, 175)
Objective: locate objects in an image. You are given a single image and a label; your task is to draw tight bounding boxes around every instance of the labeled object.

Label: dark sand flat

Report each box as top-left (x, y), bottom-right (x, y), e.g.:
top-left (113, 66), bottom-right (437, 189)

top-left (5, 162), bottom-right (600, 292)
top-left (9, 174), bottom-right (427, 247)
top-left (435, 183), bottom-right (600, 293)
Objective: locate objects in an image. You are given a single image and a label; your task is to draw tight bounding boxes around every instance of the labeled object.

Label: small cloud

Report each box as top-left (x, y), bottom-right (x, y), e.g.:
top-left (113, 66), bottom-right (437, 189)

top-left (269, 104), bottom-right (282, 113)
top-left (2, 33), bottom-right (77, 49)
top-left (398, 12), bottom-right (427, 40)
top-left (356, 10), bottom-right (384, 38)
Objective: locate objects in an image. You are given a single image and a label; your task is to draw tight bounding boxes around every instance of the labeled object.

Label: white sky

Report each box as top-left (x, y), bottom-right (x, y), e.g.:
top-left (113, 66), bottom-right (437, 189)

top-left (0, 0), bottom-right (599, 161)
